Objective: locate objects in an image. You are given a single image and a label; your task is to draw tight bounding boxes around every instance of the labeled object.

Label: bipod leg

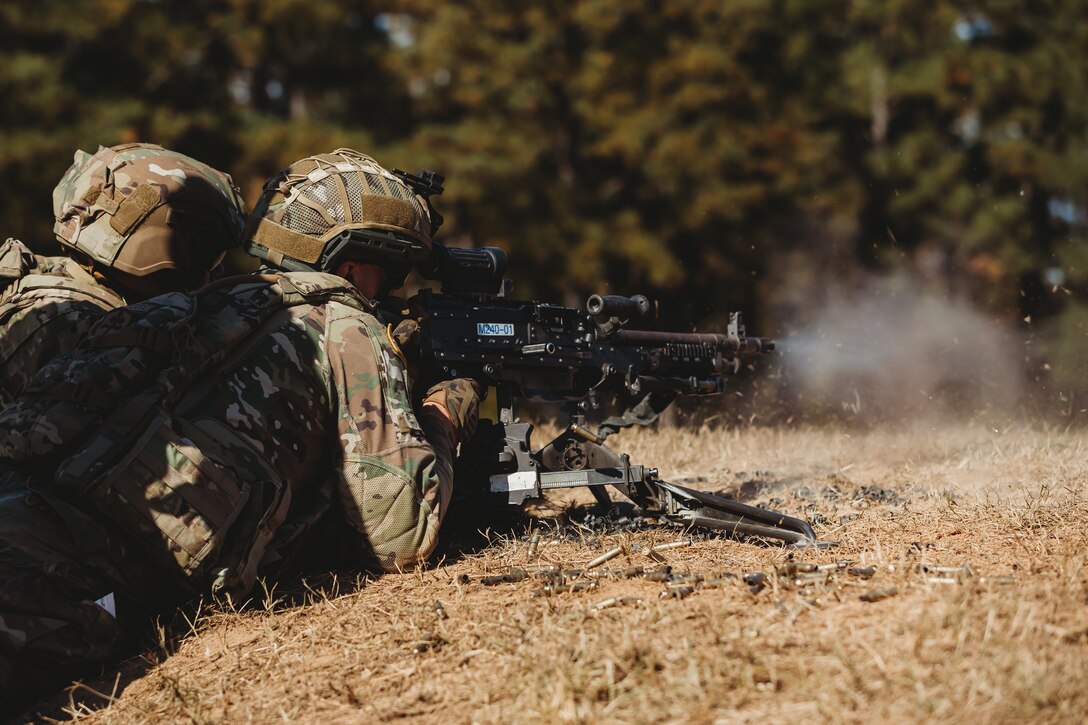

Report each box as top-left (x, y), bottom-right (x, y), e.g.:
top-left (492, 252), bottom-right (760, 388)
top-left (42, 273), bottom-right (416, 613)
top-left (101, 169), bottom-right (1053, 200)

top-left (653, 480), bottom-right (834, 549)
top-left (589, 484), bottom-right (614, 511)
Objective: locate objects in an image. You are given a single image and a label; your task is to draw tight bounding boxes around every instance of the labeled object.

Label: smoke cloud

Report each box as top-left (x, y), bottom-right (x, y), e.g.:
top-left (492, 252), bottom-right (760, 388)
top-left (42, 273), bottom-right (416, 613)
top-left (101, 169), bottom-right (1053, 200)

top-left (775, 276), bottom-right (1023, 421)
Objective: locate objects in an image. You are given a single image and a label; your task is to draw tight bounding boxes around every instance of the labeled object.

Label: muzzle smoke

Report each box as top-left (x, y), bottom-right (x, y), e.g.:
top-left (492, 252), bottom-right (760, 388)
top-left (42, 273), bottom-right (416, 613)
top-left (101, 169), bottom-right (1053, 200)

top-left (775, 277), bottom-right (1022, 421)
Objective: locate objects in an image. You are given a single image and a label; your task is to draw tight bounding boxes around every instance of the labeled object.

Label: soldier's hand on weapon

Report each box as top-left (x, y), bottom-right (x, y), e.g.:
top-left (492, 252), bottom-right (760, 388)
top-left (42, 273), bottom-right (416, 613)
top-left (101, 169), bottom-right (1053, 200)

top-left (422, 378), bottom-right (484, 444)
top-left (390, 317), bottom-right (421, 354)
top-left (382, 316), bottom-right (422, 381)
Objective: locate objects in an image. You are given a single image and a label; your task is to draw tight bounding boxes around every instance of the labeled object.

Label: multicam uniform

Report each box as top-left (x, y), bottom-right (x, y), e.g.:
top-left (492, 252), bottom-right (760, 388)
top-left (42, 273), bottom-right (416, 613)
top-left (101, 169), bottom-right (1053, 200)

top-left (0, 142), bottom-right (246, 406)
top-left (0, 238), bottom-right (124, 403)
top-left (0, 271), bottom-right (476, 701)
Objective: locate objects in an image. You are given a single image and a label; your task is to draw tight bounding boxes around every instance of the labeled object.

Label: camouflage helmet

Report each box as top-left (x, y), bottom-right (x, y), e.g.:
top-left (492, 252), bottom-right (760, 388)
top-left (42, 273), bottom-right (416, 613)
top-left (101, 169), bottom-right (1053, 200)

top-left (52, 143), bottom-right (247, 278)
top-left (242, 148), bottom-right (433, 278)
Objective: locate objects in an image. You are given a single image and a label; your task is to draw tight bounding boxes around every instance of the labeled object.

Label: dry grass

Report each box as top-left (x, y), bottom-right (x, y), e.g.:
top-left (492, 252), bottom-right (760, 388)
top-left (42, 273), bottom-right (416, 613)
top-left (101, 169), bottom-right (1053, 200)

top-left (21, 423), bottom-right (1088, 724)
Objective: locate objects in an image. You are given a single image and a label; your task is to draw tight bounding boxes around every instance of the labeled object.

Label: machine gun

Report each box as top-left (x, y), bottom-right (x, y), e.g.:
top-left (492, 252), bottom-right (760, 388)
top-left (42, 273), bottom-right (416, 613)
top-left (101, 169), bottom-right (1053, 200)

top-left (390, 167), bottom-right (822, 546)
top-left (404, 242), bottom-right (825, 548)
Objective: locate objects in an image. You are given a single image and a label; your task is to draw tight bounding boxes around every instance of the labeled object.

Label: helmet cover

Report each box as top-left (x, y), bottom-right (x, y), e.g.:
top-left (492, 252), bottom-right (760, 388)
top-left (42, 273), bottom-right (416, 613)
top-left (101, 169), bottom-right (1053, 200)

top-left (52, 143), bottom-right (247, 277)
top-left (243, 148), bottom-right (432, 275)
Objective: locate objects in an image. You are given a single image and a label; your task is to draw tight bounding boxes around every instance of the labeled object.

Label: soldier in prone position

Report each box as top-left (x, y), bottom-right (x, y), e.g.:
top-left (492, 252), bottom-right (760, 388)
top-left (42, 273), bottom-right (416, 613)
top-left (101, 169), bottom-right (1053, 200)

top-left (0, 143), bottom-right (247, 403)
top-left (0, 149), bottom-right (481, 704)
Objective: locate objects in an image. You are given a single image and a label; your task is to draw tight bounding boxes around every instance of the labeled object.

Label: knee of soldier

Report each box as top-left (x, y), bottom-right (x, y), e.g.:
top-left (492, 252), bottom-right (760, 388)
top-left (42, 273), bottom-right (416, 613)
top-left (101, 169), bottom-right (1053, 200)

top-left (368, 507), bottom-right (442, 573)
top-left (345, 459), bottom-right (443, 572)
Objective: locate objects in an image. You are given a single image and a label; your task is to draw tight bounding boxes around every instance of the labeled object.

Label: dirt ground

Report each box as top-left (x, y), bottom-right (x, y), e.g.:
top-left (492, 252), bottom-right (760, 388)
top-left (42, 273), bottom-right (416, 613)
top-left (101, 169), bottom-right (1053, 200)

top-left (17, 421), bottom-right (1088, 724)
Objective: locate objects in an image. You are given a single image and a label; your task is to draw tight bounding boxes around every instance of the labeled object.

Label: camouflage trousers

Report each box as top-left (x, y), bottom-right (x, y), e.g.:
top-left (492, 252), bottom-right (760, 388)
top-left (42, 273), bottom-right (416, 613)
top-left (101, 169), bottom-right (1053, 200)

top-left (0, 476), bottom-right (169, 707)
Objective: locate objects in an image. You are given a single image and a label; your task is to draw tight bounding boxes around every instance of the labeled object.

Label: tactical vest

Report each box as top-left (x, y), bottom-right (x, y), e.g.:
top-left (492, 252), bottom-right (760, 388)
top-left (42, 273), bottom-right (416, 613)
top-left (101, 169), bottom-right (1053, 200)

top-left (0, 240), bottom-right (126, 401)
top-left (0, 237), bottom-right (40, 285)
top-left (0, 238), bottom-right (121, 307)
top-left (0, 271), bottom-right (370, 597)
top-left (0, 265), bottom-right (125, 318)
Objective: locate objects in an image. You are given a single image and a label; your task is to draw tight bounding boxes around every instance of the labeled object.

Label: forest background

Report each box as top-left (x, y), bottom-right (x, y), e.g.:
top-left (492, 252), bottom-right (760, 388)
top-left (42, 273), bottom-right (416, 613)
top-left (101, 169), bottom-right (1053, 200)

top-left (2, 0), bottom-right (1086, 422)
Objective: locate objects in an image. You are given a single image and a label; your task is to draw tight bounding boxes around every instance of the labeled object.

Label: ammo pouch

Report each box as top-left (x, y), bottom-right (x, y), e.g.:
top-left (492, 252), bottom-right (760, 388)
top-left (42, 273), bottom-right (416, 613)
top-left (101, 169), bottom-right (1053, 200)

top-left (70, 411), bottom-right (290, 596)
top-left (86, 412), bottom-right (249, 580)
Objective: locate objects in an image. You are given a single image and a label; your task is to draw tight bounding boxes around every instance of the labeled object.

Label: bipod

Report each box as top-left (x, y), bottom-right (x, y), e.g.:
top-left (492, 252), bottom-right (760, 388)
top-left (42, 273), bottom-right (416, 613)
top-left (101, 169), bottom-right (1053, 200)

top-left (650, 479), bottom-right (829, 549)
top-left (478, 419), bottom-right (832, 549)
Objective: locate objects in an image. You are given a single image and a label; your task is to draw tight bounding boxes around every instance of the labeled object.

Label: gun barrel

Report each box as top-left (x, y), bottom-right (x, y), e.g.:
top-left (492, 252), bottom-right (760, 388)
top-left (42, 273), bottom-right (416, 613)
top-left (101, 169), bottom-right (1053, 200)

top-left (607, 329), bottom-right (775, 354)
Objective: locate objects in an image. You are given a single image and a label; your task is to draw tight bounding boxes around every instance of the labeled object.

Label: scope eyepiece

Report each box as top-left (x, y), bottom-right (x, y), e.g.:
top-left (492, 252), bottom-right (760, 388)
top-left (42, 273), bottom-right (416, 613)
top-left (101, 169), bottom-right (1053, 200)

top-left (419, 243), bottom-right (508, 282)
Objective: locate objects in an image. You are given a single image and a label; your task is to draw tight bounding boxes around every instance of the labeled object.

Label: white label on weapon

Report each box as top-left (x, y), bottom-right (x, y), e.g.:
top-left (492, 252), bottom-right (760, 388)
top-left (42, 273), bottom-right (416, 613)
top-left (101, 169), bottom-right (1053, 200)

top-left (94, 592), bottom-right (117, 618)
top-left (490, 470), bottom-right (538, 493)
top-left (477, 322), bottom-right (515, 336)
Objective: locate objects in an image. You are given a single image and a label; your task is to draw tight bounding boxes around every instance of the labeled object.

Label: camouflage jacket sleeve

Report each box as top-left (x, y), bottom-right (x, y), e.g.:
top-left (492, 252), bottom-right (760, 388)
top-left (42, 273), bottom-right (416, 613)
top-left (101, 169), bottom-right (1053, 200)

top-left (324, 301), bottom-right (458, 571)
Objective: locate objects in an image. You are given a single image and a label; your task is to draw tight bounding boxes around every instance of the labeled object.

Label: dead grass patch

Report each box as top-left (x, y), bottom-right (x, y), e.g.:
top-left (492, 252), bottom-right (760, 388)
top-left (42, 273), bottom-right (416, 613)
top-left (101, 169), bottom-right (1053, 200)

top-left (21, 423), bottom-right (1088, 724)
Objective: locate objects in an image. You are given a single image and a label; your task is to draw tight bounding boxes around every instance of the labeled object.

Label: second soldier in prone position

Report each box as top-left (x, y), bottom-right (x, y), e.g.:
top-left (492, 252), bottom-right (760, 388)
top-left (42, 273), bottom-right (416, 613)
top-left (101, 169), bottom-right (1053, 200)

top-left (0, 143), bottom-right (247, 403)
top-left (0, 149), bottom-right (480, 704)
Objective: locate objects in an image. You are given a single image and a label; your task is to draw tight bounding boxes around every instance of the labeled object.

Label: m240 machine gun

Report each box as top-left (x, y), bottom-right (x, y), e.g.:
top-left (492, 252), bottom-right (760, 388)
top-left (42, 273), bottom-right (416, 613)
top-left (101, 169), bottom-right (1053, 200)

top-left (409, 243), bottom-right (825, 548)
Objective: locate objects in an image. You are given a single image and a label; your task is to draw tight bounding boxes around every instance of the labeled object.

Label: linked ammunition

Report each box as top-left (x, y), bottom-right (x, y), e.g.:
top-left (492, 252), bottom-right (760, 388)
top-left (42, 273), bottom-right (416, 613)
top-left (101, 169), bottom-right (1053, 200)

top-left (859, 586), bottom-right (897, 602)
top-left (526, 564), bottom-right (560, 575)
top-left (532, 580), bottom-right (599, 597)
top-left (645, 566), bottom-right (674, 582)
top-left (644, 549), bottom-right (669, 563)
top-left (661, 586), bottom-right (695, 599)
top-left (918, 564), bottom-right (975, 577)
top-left (481, 568), bottom-right (528, 585)
top-left (586, 546), bottom-right (624, 570)
top-left (847, 566), bottom-right (876, 579)
top-left (744, 572), bottom-right (768, 593)
top-left (651, 540), bottom-right (693, 553)
top-left (584, 566), bottom-right (643, 581)
top-left (817, 560), bottom-right (853, 571)
top-left (412, 630), bottom-right (437, 654)
top-left (777, 562), bottom-right (818, 577)
top-left (793, 571), bottom-right (830, 584)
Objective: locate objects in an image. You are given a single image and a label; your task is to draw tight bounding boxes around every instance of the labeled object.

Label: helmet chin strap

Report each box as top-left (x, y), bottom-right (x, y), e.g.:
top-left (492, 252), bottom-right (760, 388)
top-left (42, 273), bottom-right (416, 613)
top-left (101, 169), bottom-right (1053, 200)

top-left (377, 277), bottom-right (402, 299)
top-left (336, 258), bottom-right (409, 299)
top-left (380, 265), bottom-right (411, 298)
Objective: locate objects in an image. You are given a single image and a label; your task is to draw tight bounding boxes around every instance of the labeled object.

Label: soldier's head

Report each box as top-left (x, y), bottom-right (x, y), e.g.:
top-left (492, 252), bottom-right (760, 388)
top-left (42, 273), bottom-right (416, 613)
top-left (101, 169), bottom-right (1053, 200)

top-left (242, 149), bottom-right (437, 299)
top-left (52, 143), bottom-right (247, 301)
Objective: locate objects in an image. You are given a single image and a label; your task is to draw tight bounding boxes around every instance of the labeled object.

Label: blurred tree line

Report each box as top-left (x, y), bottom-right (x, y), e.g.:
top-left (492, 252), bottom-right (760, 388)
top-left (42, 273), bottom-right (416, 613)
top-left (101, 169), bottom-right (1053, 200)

top-left (2, 0), bottom-right (1086, 409)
